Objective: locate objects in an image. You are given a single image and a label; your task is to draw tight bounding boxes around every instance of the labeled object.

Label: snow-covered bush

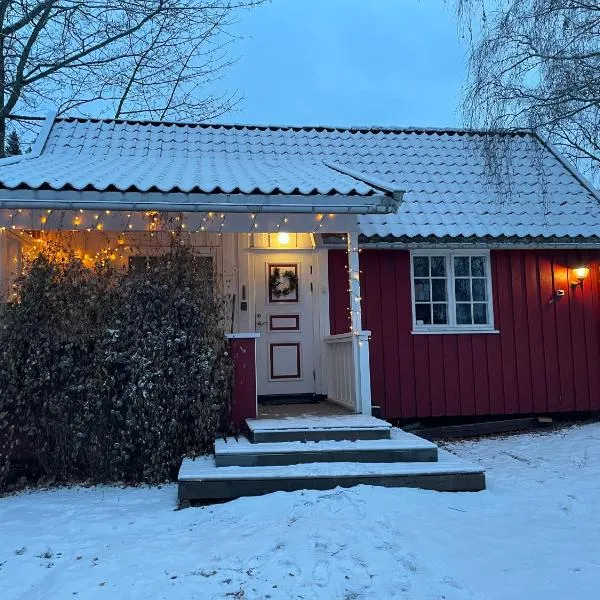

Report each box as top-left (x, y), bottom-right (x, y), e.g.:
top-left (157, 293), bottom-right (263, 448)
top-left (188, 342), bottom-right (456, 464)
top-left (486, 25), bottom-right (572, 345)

top-left (0, 243), bottom-right (232, 492)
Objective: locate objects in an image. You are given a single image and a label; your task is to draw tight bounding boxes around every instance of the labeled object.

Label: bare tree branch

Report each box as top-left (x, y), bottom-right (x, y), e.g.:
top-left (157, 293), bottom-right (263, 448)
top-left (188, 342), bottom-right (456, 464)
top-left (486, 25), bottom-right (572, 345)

top-left (459, 0), bottom-right (600, 180)
top-left (0, 0), bottom-right (266, 156)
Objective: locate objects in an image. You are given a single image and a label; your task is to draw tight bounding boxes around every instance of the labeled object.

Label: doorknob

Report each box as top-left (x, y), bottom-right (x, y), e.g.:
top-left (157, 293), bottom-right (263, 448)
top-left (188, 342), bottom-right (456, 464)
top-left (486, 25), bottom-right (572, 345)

top-left (256, 313), bottom-right (266, 327)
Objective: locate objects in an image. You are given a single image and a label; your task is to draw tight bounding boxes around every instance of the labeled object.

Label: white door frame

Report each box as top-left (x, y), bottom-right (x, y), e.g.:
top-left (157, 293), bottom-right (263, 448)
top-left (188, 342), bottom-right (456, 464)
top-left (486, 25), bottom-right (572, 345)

top-left (250, 247), bottom-right (325, 397)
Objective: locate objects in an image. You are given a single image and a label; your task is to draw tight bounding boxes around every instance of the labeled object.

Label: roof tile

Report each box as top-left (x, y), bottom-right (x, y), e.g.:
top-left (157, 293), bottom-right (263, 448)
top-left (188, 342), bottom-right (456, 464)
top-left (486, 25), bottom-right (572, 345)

top-left (0, 118), bottom-right (598, 238)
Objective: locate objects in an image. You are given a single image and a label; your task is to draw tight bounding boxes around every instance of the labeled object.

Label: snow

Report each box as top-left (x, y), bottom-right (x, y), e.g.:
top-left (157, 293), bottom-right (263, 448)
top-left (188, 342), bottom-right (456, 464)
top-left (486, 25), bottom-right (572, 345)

top-left (2, 422), bottom-right (600, 599)
top-left (246, 414), bottom-right (391, 432)
top-left (214, 428), bottom-right (435, 454)
top-left (179, 448), bottom-right (480, 481)
top-left (3, 118), bottom-right (600, 240)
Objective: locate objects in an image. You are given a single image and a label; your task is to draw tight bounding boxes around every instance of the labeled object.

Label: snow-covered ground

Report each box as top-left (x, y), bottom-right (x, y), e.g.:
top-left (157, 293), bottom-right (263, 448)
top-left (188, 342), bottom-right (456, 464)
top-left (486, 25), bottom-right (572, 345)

top-left (1, 423), bottom-right (599, 600)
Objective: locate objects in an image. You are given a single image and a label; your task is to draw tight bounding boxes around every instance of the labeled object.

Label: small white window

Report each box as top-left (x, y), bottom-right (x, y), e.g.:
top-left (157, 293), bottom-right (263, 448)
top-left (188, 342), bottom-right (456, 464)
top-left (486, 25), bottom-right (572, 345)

top-left (410, 251), bottom-right (494, 332)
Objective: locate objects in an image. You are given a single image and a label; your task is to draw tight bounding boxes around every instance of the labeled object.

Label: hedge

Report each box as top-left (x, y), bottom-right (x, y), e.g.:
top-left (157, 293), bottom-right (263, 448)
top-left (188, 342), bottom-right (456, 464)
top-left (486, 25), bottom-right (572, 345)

top-left (0, 242), bottom-right (232, 492)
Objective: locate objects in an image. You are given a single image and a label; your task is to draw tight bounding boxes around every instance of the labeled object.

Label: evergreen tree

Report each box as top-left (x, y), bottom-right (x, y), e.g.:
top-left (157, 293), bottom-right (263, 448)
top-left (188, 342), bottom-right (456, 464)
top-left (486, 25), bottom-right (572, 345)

top-left (5, 131), bottom-right (22, 156)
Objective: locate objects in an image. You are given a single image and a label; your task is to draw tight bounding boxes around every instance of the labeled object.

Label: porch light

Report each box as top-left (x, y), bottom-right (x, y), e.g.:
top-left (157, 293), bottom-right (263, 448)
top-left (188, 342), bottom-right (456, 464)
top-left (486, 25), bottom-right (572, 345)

top-left (277, 231), bottom-right (290, 245)
top-left (571, 266), bottom-right (590, 289)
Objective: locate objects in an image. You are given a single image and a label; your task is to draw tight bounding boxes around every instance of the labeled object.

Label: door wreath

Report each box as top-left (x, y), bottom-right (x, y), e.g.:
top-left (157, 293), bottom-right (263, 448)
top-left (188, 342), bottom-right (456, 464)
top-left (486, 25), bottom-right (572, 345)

top-left (269, 266), bottom-right (299, 298)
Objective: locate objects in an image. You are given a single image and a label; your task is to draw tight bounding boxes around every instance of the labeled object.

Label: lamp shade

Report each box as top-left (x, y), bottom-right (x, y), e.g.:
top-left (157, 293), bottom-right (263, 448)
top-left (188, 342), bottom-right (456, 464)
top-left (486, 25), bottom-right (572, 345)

top-left (573, 266), bottom-right (590, 280)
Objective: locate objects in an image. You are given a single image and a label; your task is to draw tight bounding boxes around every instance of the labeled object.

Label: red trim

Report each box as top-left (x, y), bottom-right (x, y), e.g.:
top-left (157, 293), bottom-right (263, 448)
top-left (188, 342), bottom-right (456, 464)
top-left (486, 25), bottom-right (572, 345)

top-left (269, 342), bottom-right (301, 379)
top-left (229, 338), bottom-right (257, 423)
top-left (268, 263), bottom-right (299, 303)
top-left (269, 314), bottom-right (300, 331)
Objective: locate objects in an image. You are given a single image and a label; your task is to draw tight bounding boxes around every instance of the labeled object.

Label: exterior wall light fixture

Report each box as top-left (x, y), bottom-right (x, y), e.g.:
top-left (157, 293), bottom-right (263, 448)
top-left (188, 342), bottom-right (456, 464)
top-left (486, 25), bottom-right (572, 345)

top-left (571, 266), bottom-right (590, 290)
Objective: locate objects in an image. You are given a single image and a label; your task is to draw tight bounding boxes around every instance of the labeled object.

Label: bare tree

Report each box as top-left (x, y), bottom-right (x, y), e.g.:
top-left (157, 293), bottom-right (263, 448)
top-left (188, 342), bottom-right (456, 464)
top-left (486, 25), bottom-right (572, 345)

top-left (0, 0), bottom-right (264, 156)
top-left (459, 1), bottom-right (600, 178)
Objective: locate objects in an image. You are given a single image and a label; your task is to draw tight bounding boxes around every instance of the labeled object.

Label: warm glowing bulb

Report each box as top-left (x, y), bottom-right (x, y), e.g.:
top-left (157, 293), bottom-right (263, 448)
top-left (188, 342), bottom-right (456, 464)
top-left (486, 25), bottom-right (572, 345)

top-left (277, 231), bottom-right (290, 245)
top-left (573, 266), bottom-right (590, 280)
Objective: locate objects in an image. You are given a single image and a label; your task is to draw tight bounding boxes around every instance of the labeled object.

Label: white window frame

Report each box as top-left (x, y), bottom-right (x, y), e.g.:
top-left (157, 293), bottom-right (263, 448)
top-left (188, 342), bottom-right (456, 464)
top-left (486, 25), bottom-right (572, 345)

top-left (409, 249), bottom-right (497, 334)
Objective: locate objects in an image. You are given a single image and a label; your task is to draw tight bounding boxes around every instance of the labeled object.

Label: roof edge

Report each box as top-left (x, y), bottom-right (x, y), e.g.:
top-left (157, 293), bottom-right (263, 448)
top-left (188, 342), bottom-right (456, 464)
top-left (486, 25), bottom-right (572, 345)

top-left (0, 189), bottom-right (395, 214)
top-left (321, 233), bottom-right (600, 249)
top-left (532, 130), bottom-right (600, 204)
top-left (52, 115), bottom-right (534, 137)
top-left (323, 161), bottom-right (405, 209)
top-left (0, 111), bottom-right (56, 167)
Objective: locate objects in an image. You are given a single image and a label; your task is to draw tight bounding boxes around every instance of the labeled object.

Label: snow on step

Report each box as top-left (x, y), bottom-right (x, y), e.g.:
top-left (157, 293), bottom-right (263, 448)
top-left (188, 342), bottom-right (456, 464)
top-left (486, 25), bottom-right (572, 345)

top-left (178, 449), bottom-right (486, 500)
top-left (246, 415), bottom-right (392, 442)
top-left (215, 428), bottom-right (438, 466)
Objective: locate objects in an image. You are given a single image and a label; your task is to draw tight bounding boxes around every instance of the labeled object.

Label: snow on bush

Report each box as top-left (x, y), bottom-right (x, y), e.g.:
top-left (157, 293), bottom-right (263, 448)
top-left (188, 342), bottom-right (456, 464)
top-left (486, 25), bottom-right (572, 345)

top-left (0, 241), bottom-right (232, 492)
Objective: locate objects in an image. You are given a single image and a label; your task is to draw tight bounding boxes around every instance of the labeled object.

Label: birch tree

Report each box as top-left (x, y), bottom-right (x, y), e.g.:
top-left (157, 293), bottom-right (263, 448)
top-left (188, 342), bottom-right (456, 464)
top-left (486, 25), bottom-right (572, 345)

top-left (459, 1), bottom-right (600, 178)
top-left (0, 0), bottom-right (263, 156)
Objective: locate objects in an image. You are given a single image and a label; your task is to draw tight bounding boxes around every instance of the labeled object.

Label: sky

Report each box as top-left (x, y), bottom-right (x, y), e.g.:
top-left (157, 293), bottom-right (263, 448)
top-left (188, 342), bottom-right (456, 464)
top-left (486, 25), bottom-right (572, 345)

top-left (218, 0), bottom-right (469, 128)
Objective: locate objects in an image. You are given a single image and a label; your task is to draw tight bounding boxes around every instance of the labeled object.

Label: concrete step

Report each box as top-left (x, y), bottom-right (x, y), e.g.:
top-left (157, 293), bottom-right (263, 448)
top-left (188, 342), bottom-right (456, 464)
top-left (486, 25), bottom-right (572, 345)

top-left (246, 415), bottom-right (392, 443)
top-left (178, 449), bottom-right (486, 501)
top-left (215, 428), bottom-right (438, 467)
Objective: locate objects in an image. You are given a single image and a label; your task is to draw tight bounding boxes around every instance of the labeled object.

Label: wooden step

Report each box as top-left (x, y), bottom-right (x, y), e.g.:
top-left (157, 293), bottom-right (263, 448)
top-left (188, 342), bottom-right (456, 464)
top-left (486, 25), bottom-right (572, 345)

top-left (215, 429), bottom-right (437, 467)
top-left (246, 415), bottom-right (392, 443)
top-left (178, 449), bottom-right (486, 502)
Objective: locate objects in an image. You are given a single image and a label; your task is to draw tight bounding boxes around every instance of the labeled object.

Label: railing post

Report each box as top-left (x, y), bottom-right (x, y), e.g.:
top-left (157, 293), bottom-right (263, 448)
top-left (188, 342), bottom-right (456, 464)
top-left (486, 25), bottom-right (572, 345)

top-left (225, 333), bottom-right (260, 424)
top-left (347, 232), bottom-right (372, 415)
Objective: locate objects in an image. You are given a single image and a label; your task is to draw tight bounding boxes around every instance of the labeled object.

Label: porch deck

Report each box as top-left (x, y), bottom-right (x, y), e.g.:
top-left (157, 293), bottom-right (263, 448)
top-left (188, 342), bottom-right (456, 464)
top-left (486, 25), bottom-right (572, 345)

top-left (257, 399), bottom-right (352, 419)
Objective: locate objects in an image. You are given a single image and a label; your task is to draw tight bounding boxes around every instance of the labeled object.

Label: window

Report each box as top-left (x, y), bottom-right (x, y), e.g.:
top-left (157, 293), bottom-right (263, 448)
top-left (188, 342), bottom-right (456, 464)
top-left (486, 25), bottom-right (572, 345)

top-left (128, 255), bottom-right (214, 277)
top-left (128, 255), bottom-right (159, 273)
top-left (411, 251), bottom-right (494, 332)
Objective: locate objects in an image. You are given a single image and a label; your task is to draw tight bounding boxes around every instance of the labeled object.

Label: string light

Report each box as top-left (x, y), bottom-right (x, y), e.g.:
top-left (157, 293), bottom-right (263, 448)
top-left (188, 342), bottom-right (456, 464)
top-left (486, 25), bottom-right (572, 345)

top-left (313, 213), bottom-right (327, 233)
top-left (218, 214), bottom-right (226, 237)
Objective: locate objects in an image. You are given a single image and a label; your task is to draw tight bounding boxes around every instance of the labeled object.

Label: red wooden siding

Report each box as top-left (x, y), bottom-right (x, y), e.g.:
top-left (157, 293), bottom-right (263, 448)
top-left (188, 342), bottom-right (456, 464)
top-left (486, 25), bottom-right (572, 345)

top-left (328, 249), bottom-right (600, 418)
top-left (229, 337), bottom-right (258, 423)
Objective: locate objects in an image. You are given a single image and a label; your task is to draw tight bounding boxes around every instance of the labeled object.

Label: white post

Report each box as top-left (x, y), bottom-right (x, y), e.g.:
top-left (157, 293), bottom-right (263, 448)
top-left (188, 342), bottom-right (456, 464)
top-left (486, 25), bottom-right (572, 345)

top-left (347, 232), bottom-right (372, 415)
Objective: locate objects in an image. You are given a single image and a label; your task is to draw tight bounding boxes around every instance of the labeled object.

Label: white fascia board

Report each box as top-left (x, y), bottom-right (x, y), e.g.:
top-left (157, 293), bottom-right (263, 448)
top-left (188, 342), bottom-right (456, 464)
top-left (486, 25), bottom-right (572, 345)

top-left (0, 189), bottom-right (395, 214)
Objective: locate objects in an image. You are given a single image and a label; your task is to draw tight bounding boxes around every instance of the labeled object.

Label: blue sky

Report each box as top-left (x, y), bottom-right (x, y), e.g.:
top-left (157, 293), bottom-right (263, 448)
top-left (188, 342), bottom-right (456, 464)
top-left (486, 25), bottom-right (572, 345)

top-left (219, 0), bottom-right (468, 127)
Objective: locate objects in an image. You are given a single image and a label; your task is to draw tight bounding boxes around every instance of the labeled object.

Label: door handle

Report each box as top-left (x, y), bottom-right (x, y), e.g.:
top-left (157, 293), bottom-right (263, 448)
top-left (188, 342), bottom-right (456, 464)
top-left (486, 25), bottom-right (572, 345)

top-left (256, 320), bottom-right (266, 327)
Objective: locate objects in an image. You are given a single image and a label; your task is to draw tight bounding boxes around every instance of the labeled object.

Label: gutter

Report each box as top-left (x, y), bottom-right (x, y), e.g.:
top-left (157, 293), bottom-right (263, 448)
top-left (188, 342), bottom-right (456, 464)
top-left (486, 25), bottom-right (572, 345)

top-left (0, 189), bottom-right (397, 214)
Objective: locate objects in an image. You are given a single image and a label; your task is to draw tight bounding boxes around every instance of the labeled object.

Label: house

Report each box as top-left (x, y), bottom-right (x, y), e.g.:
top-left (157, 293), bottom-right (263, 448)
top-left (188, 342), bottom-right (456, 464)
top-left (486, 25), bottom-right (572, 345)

top-left (1, 115), bottom-right (600, 425)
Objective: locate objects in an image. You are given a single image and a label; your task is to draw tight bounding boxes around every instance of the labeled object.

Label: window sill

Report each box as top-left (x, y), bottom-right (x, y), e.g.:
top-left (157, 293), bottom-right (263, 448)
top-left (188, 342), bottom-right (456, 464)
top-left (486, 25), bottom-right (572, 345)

top-left (411, 328), bottom-right (499, 335)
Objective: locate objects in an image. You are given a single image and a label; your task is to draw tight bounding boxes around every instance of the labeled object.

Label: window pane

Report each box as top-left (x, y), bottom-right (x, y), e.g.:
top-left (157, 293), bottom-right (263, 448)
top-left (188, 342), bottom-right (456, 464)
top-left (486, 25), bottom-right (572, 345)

top-left (128, 256), bottom-right (147, 272)
top-left (414, 279), bottom-right (430, 302)
top-left (472, 279), bottom-right (487, 301)
top-left (413, 256), bottom-right (429, 277)
top-left (431, 279), bottom-right (447, 301)
top-left (432, 303), bottom-right (448, 324)
top-left (415, 303), bottom-right (431, 325)
top-left (456, 303), bottom-right (472, 324)
top-left (430, 256), bottom-right (446, 277)
top-left (471, 256), bottom-right (486, 277)
top-left (454, 256), bottom-right (469, 276)
top-left (455, 278), bottom-right (471, 301)
top-left (473, 303), bottom-right (488, 324)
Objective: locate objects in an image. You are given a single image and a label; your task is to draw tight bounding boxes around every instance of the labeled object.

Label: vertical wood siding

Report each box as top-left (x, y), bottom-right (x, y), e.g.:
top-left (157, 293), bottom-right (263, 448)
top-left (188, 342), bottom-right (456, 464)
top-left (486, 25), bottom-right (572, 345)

top-left (328, 249), bottom-right (600, 418)
top-left (229, 338), bottom-right (258, 423)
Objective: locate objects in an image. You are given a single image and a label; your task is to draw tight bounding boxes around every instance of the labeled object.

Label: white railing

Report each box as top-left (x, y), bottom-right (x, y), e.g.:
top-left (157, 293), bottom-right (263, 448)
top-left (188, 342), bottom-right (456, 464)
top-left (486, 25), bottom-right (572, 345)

top-left (323, 331), bottom-right (372, 414)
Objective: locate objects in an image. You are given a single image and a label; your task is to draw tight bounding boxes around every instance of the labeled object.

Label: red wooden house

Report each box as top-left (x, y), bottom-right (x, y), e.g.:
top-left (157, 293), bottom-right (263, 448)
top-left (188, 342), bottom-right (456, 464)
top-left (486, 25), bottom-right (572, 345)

top-left (1, 116), bottom-right (599, 423)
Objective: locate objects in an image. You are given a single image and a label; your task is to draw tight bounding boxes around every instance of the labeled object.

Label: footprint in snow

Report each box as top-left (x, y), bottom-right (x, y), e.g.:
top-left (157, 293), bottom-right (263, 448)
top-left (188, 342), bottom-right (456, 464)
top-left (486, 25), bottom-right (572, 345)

top-left (312, 559), bottom-right (330, 587)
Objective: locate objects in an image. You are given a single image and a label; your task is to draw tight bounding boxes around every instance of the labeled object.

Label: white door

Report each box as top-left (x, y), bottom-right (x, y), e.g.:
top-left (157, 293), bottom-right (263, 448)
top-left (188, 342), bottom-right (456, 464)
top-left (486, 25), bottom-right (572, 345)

top-left (254, 252), bottom-right (316, 396)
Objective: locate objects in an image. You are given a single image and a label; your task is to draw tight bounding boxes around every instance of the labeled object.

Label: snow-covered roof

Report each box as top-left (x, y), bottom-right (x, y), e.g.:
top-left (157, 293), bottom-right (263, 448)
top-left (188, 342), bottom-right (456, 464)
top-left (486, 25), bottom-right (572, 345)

top-left (0, 116), bottom-right (598, 238)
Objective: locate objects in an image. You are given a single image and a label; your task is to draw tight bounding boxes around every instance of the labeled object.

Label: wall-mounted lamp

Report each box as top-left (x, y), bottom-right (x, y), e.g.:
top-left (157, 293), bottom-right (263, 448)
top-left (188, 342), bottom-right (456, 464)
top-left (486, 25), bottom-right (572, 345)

top-left (277, 231), bottom-right (290, 245)
top-left (571, 266), bottom-right (590, 290)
